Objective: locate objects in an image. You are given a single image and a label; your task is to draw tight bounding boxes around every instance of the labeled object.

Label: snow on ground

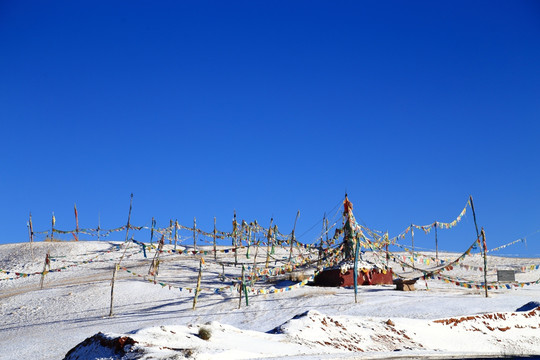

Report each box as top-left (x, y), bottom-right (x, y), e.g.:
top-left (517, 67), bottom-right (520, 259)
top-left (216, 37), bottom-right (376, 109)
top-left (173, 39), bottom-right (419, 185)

top-left (1, 241), bottom-right (539, 359)
top-left (64, 307), bottom-right (540, 359)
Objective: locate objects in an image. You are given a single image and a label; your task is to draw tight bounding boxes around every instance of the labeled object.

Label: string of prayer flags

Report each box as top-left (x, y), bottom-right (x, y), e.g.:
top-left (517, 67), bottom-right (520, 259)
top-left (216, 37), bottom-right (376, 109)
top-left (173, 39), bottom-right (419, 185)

top-left (382, 198), bottom-right (470, 242)
top-left (487, 238), bottom-right (526, 253)
top-left (430, 273), bottom-right (540, 290)
top-left (382, 237), bottom-right (482, 278)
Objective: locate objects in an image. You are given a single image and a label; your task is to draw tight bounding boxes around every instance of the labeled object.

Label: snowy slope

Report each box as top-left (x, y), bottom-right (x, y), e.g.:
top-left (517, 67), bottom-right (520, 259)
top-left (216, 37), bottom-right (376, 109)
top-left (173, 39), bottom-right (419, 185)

top-left (64, 308), bottom-right (540, 359)
top-left (1, 241), bottom-right (539, 359)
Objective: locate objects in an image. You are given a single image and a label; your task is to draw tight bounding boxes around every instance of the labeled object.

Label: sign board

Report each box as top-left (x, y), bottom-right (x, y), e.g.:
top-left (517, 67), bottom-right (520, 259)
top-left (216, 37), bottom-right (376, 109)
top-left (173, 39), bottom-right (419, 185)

top-left (497, 270), bottom-right (515, 282)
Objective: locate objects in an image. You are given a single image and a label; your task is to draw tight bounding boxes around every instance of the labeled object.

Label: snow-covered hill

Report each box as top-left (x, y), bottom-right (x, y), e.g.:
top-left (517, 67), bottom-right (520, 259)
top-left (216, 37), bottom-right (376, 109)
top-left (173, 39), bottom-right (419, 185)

top-left (1, 241), bottom-right (539, 359)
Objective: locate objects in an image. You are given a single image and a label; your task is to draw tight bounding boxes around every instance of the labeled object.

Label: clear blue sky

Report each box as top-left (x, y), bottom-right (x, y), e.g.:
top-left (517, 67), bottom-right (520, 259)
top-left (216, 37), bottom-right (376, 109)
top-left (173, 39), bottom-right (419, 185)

top-left (1, 1), bottom-right (539, 256)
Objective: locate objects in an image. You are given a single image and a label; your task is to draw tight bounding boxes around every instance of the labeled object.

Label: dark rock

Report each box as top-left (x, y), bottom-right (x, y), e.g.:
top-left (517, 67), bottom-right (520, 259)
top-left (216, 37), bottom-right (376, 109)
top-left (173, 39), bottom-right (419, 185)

top-left (63, 332), bottom-right (138, 360)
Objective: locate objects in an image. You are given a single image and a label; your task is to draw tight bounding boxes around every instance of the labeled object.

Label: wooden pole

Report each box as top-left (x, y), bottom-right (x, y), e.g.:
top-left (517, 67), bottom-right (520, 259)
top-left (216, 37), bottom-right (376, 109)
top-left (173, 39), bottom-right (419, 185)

top-left (174, 219), bottom-right (178, 251)
top-left (385, 243), bottom-right (389, 269)
top-left (272, 225), bottom-right (277, 256)
top-left (149, 235), bottom-right (164, 280)
top-left (74, 203), bottom-right (79, 241)
top-left (469, 195), bottom-right (480, 239)
top-left (318, 214), bottom-right (325, 268)
top-left (28, 212), bottom-right (34, 243)
top-left (288, 211), bottom-right (300, 263)
top-left (50, 212), bottom-right (55, 242)
top-left (192, 258), bottom-right (203, 310)
top-left (28, 212), bottom-right (34, 261)
top-left (39, 250), bottom-right (50, 289)
top-left (124, 194), bottom-right (133, 243)
top-left (97, 213), bottom-right (101, 242)
top-left (325, 218), bottom-right (329, 245)
top-left (243, 265), bottom-right (249, 307)
top-left (109, 201), bottom-right (134, 318)
top-left (470, 195), bottom-right (487, 296)
top-left (233, 211), bottom-right (238, 267)
top-left (169, 219), bottom-right (173, 244)
top-left (241, 220), bottom-right (247, 258)
top-left (253, 233), bottom-right (260, 272)
top-left (246, 224), bottom-right (251, 259)
top-left (410, 224), bottom-right (414, 266)
top-left (166, 220), bottom-right (171, 244)
top-left (353, 235), bottom-right (360, 303)
top-left (238, 264), bottom-right (245, 309)
top-left (265, 218), bottom-right (274, 269)
top-left (343, 192), bottom-right (347, 224)
top-left (434, 222), bottom-right (438, 262)
top-left (150, 217), bottom-right (155, 245)
top-left (213, 217), bottom-right (217, 261)
top-left (193, 217), bottom-right (197, 250)
top-left (109, 264), bottom-right (118, 317)
top-left (481, 228), bottom-right (488, 298)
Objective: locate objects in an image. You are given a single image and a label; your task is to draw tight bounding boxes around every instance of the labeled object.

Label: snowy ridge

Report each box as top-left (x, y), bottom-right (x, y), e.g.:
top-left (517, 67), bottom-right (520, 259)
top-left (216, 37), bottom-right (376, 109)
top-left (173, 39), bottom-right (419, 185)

top-left (271, 310), bottom-right (424, 352)
top-left (64, 308), bottom-right (540, 359)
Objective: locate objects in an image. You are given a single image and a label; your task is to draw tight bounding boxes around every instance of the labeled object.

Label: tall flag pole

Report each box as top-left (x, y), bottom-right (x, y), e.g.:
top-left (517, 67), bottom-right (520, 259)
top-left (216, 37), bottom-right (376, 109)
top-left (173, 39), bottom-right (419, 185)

top-left (51, 212), bottom-right (56, 241)
top-left (74, 203), bottom-right (79, 241)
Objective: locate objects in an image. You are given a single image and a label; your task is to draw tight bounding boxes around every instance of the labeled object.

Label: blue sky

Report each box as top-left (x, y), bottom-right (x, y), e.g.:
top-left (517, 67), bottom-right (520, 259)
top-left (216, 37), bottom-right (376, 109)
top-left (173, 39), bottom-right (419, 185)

top-left (1, 1), bottom-right (539, 256)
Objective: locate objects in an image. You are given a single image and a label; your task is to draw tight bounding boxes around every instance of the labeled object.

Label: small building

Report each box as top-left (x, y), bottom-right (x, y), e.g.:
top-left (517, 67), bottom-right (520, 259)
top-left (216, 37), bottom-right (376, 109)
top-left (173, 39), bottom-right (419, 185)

top-left (314, 267), bottom-right (393, 287)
